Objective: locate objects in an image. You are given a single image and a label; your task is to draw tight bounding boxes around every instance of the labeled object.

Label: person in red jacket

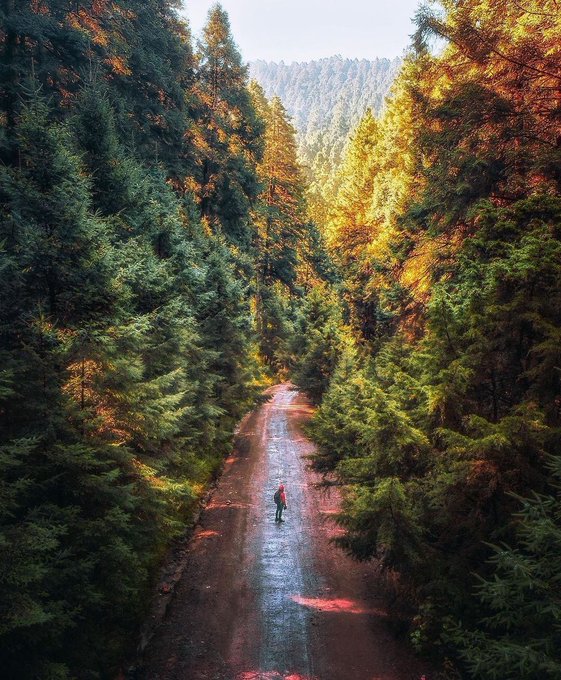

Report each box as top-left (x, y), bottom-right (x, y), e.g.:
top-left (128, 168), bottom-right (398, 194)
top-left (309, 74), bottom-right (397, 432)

top-left (274, 483), bottom-right (287, 522)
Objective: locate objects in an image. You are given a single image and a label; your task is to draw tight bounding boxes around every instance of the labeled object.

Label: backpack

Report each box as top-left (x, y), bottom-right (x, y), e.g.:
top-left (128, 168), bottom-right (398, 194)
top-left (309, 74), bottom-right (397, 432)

top-left (273, 489), bottom-right (280, 504)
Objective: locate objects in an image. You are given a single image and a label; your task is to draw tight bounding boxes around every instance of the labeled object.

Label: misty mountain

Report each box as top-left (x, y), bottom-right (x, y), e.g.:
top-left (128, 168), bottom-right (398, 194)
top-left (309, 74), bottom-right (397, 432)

top-left (249, 56), bottom-right (402, 219)
top-left (250, 56), bottom-right (400, 138)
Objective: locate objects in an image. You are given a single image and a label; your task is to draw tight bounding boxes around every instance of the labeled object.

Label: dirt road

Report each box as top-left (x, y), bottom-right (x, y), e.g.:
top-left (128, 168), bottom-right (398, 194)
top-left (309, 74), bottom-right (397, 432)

top-left (139, 384), bottom-right (431, 680)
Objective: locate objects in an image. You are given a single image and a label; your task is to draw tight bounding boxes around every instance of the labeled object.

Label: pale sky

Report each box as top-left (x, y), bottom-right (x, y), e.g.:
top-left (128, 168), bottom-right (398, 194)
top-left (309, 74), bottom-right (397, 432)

top-left (180, 0), bottom-right (421, 63)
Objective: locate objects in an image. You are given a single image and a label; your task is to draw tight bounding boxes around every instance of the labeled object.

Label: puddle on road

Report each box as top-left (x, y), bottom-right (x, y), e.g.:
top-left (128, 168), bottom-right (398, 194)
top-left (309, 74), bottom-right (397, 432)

top-left (206, 501), bottom-right (252, 510)
top-left (193, 529), bottom-right (220, 541)
top-left (290, 595), bottom-right (387, 617)
top-left (236, 672), bottom-right (319, 680)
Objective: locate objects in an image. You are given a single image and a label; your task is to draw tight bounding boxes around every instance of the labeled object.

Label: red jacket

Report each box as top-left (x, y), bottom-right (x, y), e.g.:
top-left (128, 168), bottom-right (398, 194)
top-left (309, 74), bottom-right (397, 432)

top-left (278, 485), bottom-right (286, 505)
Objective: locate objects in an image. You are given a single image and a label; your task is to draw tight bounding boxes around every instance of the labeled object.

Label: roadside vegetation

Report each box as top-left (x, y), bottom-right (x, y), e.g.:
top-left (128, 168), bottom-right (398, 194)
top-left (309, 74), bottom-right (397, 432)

top-left (294, 2), bottom-right (561, 677)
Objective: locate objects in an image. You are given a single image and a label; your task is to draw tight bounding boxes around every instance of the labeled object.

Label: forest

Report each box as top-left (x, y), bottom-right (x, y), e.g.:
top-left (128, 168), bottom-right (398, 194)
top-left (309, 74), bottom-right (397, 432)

top-left (294, 1), bottom-right (561, 677)
top-left (1, 0), bottom-right (560, 679)
top-left (250, 56), bottom-right (401, 224)
top-left (0, 1), bottom-right (329, 676)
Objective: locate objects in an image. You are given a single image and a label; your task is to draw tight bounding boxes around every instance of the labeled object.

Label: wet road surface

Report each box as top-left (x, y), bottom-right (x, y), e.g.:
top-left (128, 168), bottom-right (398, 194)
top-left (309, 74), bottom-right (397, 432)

top-left (139, 384), bottom-right (431, 680)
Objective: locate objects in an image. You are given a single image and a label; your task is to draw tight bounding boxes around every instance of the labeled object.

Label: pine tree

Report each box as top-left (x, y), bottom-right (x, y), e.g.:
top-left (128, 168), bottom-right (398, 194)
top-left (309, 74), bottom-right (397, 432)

top-left (194, 3), bottom-right (263, 249)
top-left (256, 95), bottom-right (306, 288)
top-left (0, 3), bottom-right (270, 676)
top-left (304, 1), bottom-right (561, 664)
top-left (195, 233), bottom-right (261, 434)
top-left (0, 93), bottom-right (145, 678)
top-left (454, 457), bottom-right (561, 679)
top-left (291, 286), bottom-right (344, 403)
top-left (327, 108), bottom-right (378, 260)
top-left (108, 0), bottom-right (197, 180)
top-left (249, 83), bottom-right (322, 368)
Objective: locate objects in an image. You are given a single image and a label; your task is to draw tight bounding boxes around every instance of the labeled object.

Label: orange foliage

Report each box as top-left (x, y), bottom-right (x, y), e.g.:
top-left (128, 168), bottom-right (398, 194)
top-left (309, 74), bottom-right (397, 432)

top-left (63, 357), bottom-right (129, 443)
top-left (67, 6), bottom-right (110, 47)
top-left (66, 1), bottom-right (132, 76)
top-left (400, 231), bottom-right (464, 299)
top-left (104, 55), bottom-right (131, 76)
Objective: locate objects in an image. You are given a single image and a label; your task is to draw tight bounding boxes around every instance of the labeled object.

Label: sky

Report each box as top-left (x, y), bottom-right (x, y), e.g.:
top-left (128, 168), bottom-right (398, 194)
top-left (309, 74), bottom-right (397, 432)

top-left (180, 0), bottom-right (421, 63)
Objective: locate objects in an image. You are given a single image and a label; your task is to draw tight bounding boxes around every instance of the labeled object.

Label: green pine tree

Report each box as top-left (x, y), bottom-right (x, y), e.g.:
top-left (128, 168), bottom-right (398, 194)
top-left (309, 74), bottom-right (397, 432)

top-left (195, 3), bottom-right (263, 249)
top-left (453, 456), bottom-right (561, 679)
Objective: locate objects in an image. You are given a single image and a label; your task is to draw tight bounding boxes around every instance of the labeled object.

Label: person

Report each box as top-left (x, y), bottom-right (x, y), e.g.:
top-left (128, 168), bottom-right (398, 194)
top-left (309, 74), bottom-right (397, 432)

top-left (274, 483), bottom-right (287, 522)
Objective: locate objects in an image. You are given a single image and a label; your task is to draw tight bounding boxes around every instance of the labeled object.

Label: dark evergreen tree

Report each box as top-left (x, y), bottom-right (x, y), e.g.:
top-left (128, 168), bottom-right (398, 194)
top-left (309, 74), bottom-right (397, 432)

top-left (454, 457), bottom-right (561, 679)
top-left (194, 3), bottom-right (263, 249)
top-left (195, 232), bottom-right (261, 433)
top-left (0, 94), bottom-right (146, 678)
top-left (291, 286), bottom-right (344, 403)
top-left (108, 0), bottom-right (197, 181)
top-left (0, 6), bottom-right (267, 676)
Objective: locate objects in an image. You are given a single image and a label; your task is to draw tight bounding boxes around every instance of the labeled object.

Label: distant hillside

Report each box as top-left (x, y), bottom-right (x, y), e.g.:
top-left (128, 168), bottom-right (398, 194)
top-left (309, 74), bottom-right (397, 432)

top-left (249, 56), bottom-right (402, 222)
top-left (250, 56), bottom-right (401, 139)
